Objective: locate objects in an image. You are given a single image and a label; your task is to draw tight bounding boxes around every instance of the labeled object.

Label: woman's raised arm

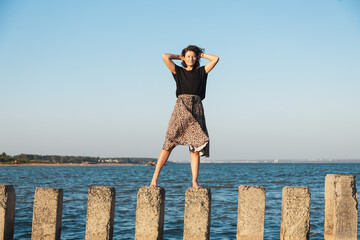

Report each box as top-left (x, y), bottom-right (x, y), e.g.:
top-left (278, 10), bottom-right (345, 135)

top-left (162, 53), bottom-right (183, 74)
top-left (201, 53), bottom-right (220, 73)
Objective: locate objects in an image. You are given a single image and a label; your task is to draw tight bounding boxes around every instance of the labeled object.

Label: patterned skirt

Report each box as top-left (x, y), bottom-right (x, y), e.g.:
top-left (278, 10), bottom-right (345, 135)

top-left (162, 94), bottom-right (210, 157)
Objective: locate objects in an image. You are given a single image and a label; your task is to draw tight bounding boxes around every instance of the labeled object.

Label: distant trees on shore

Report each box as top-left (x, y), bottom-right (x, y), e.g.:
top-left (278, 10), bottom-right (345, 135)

top-left (0, 152), bottom-right (156, 164)
top-left (0, 152), bottom-right (13, 162)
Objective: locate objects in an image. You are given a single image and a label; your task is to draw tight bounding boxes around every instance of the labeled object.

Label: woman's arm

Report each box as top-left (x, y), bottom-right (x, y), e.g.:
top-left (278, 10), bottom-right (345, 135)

top-left (201, 53), bottom-right (219, 73)
top-left (162, 53), bottom-right (183, 74)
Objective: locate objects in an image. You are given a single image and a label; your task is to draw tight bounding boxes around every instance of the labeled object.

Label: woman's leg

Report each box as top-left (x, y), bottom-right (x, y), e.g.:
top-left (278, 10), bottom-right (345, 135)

top-left (190, 151), bottom-right (201, 189)
top-left (150, 148), bottom-right (174, 187)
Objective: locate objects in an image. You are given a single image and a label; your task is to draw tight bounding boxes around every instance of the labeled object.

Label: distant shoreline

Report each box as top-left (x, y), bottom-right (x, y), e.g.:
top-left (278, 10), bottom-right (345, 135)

top-left (2, 161), bottom-right (360, 166)
top-left (0, 163), bottom-right (142, 167)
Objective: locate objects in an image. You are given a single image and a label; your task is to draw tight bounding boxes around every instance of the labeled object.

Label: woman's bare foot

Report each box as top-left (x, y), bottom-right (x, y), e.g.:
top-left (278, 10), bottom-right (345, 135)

top-left (150, 181), bottom-right (157, 187)
top-left (192, 181), bottom-right (202, 189)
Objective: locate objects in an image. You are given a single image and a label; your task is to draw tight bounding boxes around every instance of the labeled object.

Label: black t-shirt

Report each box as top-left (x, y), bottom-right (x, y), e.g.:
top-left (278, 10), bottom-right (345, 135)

top-left (172, 64), bottom-right (208, 100)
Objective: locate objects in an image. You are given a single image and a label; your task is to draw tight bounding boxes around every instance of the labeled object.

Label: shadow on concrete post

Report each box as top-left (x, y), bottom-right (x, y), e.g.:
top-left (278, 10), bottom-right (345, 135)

top-left (280, 186), bottom-right (310, 240)
top-left (31, 187), bottom-right (63, 240)
top-left (324, 174), bottom-right (358, 240)
top-left (236, 185), bottom-right (265, 240)
top-left (85, 186), bottom-right (116, 240)
top-left (183, 187), bottom-right (211, 240)
top-left (0, 185), bottom-right (15, 240)
top-left (135, 186), bottom-right (165, 240)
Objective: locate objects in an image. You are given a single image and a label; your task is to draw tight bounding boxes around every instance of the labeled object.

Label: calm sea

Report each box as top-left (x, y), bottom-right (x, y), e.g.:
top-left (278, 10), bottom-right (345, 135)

top-left (2, 163), bottom-right (360, 239)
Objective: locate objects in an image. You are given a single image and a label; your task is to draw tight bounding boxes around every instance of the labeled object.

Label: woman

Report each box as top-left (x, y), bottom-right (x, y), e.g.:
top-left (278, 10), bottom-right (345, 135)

top-left (150, 45), bottom-right (219, 189)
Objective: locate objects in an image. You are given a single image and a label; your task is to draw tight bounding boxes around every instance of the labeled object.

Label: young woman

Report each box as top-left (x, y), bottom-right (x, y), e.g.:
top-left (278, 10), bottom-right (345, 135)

top-left (150, 45), bottom-right (219, 189)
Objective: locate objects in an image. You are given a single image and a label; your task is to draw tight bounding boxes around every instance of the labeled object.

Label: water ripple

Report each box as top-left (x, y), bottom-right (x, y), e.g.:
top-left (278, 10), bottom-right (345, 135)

top-left (1, 163), bottom-right (360, 239)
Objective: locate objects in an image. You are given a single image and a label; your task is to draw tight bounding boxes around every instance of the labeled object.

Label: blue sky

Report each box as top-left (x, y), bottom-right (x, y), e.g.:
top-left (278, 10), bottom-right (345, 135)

top-left (1, 0), bottom-right (359, 160)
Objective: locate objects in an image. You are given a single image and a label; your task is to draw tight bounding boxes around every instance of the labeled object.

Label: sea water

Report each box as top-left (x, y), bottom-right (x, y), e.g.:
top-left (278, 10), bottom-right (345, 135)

top-left (2, 163), bottom-right (360, 239)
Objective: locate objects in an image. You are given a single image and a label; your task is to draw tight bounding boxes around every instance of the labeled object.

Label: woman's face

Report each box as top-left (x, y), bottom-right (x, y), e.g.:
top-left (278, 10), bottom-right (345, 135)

top-left (184, 51), bottom-right (197, 67)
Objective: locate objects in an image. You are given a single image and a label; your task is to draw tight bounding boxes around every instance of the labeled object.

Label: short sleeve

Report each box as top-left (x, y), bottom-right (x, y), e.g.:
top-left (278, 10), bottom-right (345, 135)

top-left (172, 64), bottom-right (181, 81)
top-left (200, 66), bottom-right (208, 84)
top-left (174, 64), bottom-right (181, 73)
top-left (201, 66), bottom-right (207, 77)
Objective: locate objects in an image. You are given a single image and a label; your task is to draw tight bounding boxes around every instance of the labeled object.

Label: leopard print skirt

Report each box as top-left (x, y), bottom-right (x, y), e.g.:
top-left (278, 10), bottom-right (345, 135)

top-left (162, 94), bottom-right (209, 157)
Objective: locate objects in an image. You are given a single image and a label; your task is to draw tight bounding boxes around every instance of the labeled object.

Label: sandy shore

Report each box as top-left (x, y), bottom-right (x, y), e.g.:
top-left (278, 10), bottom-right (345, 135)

top-left (0, 163), bottom-right (144, 167)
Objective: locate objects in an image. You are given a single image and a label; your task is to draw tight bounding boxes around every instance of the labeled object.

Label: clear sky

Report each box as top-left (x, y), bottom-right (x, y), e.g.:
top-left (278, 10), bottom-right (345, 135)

top-left (1, 0), bottom-right (359, 161)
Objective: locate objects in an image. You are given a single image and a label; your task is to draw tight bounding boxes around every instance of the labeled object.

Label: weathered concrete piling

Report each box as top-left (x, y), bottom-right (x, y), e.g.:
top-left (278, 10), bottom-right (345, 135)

top-left (183, 187), bottom-right (211, 240)
top-left (3, 173), bottom-right (360, 238)
top-left (31, 187), bottom-right (63, 240)
top-left (324, 174), bottom-right (358, 240)
top-left (280, 187), bottom-right (311, 240)
top-left (0, 185), bottom-right (16, 240)
top-left (85, 186), bottom-right (116, 240)
top-left (236, 185), bottom-right (265, 240)
top-left (135, 186), bottom-right (165, 240)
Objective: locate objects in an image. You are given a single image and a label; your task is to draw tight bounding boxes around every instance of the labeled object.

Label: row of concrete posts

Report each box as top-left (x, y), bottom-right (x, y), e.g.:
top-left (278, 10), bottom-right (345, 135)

top-left (0, 174), bottom-right (358, 239)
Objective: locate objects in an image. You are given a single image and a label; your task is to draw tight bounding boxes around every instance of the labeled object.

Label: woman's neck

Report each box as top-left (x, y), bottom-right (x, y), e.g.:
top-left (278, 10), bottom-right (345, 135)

top-left (185, 66), bottom-right (194, 71)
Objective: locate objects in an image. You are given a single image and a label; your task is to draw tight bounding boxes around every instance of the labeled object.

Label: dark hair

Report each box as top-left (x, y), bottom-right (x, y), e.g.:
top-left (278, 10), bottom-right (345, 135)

top-left (181, 45), bottom-right (204, 69)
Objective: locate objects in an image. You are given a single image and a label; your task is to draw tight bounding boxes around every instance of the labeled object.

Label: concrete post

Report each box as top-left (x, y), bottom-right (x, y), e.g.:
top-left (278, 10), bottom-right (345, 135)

top-left (236, 185), bottom-right (265, 240)
top-left (31, 187), bottom-right (63, 240)
top-left (135, 186), bottom-right (165, 240)
top-left (324, 174), bottom-right (358, 240)
top-left (280, 186), bottom-right (311, 240)
top-left (85, 186), bottom-right (116, 240)
top-left (183, 187), bottom-right (211, 240)
top-left (0, 185), bottom-right (15, 240)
